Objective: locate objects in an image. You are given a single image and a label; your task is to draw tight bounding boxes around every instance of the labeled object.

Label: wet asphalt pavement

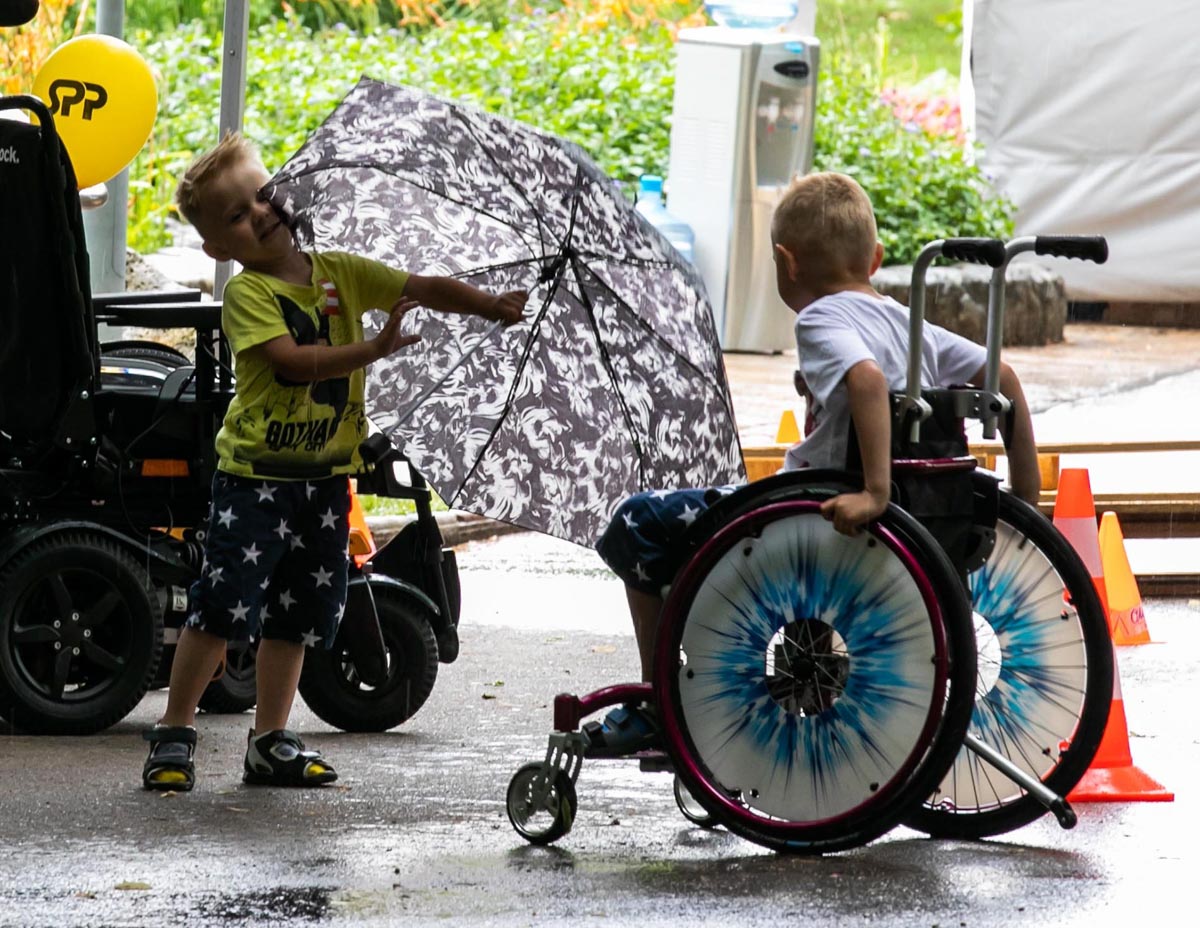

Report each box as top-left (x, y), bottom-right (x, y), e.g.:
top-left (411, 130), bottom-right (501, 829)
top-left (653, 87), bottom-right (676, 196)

top-left (1, 529), bottom-right (1196, 928)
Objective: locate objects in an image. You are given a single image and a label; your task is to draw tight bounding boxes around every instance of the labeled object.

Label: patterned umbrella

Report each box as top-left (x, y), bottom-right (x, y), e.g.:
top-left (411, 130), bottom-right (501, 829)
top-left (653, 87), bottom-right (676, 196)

top-left (266, 77), bottom-right (744, 547)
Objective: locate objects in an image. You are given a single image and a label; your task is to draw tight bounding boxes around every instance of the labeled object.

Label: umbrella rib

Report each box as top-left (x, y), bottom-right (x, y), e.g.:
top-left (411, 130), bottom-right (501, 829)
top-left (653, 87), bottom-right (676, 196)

top-left (451, 259), bottom-right (568, 500)
top-left (449, 109), bottom-right (557, 264)
top-left (388, 321), bottom-right (506, 430)
top-left (450, 165), bottom-right (598, 502)
top-left (572, 255), bottom-right (742, 428)
top-left (567, 250), bottom-right (648, 485)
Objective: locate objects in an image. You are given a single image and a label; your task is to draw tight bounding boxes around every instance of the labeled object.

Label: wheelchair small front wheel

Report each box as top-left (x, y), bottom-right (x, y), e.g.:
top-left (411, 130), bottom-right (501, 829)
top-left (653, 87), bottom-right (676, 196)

top-left (507, 763), bottom-right (577, 845)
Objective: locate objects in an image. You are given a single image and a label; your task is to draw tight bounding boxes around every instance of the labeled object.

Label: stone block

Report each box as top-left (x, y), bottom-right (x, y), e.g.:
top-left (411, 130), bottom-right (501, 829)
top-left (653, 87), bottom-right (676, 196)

top-left (871, 262), bottom-right (1067, 346)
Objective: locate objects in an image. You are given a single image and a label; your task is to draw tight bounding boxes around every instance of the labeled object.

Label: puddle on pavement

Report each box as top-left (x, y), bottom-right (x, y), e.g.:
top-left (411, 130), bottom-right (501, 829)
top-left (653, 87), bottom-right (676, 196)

top-left (194, 886), bottom-right (332, 922)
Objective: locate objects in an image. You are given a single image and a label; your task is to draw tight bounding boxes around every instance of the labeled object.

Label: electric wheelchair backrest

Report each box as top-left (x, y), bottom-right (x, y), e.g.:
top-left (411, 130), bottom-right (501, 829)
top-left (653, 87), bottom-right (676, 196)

top-left (0, 96), bottom-right (98, 471)
top-left (0, 94), bottom-right (229, 529)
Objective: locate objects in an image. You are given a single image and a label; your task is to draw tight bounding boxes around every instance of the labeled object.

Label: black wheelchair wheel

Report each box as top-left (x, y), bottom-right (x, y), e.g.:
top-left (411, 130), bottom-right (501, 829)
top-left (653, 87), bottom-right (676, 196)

top-left (198, 640), bottom-right (258, 715)
top-left (298, 586), bottom-right (438, 732)
top-left (655, 476), bottom-right (977, 855)
top-left (906, 485), bottom-right (1113, 839)
top-left (101, 341), bottom-right (191, 368)
top-left (0, 531), bottom-right (163, 734)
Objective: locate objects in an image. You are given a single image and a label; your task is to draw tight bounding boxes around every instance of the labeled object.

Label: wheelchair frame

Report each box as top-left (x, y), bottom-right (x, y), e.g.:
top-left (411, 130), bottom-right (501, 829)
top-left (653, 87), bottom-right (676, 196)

top-left (0, 95), bottom-right (461, 735)
top-left (508, 236), bottom-right (1114, 853)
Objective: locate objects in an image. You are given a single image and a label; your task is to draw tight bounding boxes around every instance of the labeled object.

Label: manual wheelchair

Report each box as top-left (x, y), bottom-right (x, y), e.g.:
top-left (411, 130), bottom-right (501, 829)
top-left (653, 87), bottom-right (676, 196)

top-left (0, 95), bottom-right (460, 735)
top-left (507, 236), bottom-right (1114, 854)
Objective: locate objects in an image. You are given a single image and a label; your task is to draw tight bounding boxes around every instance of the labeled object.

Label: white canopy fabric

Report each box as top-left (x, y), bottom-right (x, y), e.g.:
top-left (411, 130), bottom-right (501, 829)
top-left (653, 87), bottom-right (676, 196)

top-left (965, 0), bottom-right (1200, 301)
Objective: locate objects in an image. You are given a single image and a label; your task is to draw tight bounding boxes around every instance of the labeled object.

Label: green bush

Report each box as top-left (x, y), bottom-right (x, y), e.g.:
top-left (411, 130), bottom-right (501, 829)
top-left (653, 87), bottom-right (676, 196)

top-left (132, 15), bottom-right (1009, 264)
top-left (813, 63), bottom-right (1013, 263)
top-left (133, 17), bottom-right (675, 250)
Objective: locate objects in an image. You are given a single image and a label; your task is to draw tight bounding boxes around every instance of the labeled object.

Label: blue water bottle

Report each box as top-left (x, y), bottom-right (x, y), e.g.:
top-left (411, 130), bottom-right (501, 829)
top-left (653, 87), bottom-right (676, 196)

top-left (704, 0), bottom-right (798, 29)
top-left (635, 175), bottom-right (695, 265)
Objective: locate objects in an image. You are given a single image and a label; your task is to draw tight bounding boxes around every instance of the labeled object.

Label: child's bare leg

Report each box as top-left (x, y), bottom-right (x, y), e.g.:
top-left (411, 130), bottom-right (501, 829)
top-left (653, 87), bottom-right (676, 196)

top-left (159, 626), bottom-right (227, 727)
top-left (627, 586), bottom-right (663, 683)
top-left (253, 638), bottom-right (305, 733)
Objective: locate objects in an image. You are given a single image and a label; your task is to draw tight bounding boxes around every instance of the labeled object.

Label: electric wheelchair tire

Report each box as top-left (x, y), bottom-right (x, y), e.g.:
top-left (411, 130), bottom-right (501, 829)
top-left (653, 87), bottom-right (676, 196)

top-left (101, 342), bottom-right (191, 368)
top-left (905, 484), bottom-right (1113, 839)
top-left (655, 475), bottom-right (977, 855)
top-left (298, 586), bottom-right (438, 732)
top-left (0, 531), bottom-right (163, 734)
top-left (198, 640), bottom-right (258, 715)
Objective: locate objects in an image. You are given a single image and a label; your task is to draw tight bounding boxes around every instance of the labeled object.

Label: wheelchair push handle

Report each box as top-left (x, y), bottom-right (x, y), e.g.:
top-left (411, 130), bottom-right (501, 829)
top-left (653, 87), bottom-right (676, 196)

top-left (904, 238), bottom-right (1006, 441)
top-left (940, 238), bottom-right (1007, 268)
top-left (980, 234), bottom-right (1108, 439)
top-left (1034, 235), bottom-right (1109, 264)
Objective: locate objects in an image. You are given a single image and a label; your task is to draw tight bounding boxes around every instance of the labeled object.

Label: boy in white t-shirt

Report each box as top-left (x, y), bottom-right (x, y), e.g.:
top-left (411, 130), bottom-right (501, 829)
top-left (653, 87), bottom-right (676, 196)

top-left (588, 172), bottom-right (1039, 755)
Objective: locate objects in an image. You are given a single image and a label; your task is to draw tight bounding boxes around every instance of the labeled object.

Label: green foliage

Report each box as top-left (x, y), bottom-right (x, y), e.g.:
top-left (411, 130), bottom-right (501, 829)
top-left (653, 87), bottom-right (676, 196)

top-left (129, 8), bottom-right (1004, 264)
top-left (812, 48), bottom-right (1013, 264)
top-left (131, 16), bottom-right (675, 248)
top-left (816, 0), bottom-right (962, 86)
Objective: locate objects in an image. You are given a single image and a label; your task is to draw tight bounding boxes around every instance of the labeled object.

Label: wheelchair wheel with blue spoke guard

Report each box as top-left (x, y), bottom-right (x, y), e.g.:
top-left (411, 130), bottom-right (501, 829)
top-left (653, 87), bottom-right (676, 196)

top-left (905, 482), bottom-right (1113, 838)
top-left (654, 480), bottom-right (977, 854)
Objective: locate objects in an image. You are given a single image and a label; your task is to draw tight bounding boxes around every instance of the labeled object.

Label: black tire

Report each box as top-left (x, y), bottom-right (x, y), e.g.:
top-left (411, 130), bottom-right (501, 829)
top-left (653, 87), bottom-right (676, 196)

top-left (906, 486), bottom-right (1113, 839)
top-left (0, 531), bottom-right (163, 734)
top-left (101, 341), bottom-right (191, 368)
top-left (507, 763), bottom-right (577, 845)
top-left (298, 586), bottom-right (438, 732)
top-left (656, 476), bottom-right (977, 855)
top-left (198, 640), bottom-right (257, 714)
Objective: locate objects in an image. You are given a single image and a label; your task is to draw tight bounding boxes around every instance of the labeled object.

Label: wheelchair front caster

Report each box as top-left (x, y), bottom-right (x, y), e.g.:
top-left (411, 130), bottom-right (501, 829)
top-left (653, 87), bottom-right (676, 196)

top-left (673, 775), bottom-right (719, 830)
top-left (507, 762), bottom-right (577, 846)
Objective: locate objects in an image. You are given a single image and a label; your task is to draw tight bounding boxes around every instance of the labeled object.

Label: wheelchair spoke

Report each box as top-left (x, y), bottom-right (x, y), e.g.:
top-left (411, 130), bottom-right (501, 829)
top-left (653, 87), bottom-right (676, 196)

top-left (80, 589), bottom-right (124, 629)
top-left (50, 649), bottom-right (74, 700)
top-left (12, 622), bottom-right (60, 645)
top-left (47, 574), bottom-right (76, 618)
top-left (83, 640), bottom-right (125, 672)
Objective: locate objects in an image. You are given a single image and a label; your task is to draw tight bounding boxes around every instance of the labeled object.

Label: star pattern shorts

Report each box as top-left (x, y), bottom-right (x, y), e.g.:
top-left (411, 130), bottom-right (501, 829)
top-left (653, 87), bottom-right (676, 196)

top-left (185, 473), bottom-right (351, 648)
top-left (596, 486), bottom-right (739, 596)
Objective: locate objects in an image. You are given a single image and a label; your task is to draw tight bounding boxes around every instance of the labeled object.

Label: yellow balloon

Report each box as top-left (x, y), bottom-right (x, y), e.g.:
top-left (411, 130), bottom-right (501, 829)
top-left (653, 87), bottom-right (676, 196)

top-left (32, 34), bottom-right (157, 189)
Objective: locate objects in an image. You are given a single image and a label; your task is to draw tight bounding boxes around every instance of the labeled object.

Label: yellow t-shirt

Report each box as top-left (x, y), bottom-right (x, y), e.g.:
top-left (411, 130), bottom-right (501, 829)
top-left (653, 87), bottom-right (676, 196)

top-left (215, 251), bottom-right (409, 480)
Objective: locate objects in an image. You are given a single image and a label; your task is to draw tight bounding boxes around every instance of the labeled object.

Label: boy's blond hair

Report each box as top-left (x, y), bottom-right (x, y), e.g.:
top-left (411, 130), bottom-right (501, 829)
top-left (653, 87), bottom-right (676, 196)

top-left (175, 132), bottom-right (264, 229)
top-left (771, 172), bottom-right (878, 283)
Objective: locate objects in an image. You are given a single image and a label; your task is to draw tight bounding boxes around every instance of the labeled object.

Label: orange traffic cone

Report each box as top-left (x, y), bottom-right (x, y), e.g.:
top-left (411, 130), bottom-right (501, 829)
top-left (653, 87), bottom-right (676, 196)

top-left (776, 409), bottom-right (800, 444)
top-left (347, 481), bottom-right (377, 567)
top-left (1052, 469), bottom-right (1108, 625)
top-left (1098, 511), bottom-right (1152, 645)
top-left (1067, 645), bottom-right (1174, 802)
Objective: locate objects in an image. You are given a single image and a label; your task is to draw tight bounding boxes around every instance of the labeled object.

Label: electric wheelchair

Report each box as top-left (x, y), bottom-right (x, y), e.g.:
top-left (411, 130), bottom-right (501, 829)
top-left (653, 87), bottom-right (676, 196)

top-left (507, 236), bottom-right (1114, 853)
top-left (0, 95), bottom-right (460, 736)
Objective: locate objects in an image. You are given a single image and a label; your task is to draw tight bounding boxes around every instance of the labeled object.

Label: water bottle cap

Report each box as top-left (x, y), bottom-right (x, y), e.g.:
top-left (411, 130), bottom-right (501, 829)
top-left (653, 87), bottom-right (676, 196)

top-left (639, 175), bottom-right (664, 194)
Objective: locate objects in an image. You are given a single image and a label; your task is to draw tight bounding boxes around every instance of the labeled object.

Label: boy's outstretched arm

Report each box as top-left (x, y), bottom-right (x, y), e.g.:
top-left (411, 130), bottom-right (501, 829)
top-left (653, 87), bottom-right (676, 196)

top-left (403, 274), bottom-right (527, 327)
top-left (257, 298), bottom-right (422, 383)
top-left (973, 361), bottom-right (1041, 504)
top-left (820, 359), bottom-right (892, 535)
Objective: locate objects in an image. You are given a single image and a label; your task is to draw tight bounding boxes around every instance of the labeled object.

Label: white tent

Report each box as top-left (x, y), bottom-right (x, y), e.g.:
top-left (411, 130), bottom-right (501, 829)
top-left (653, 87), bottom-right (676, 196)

top-left (965, 0), bottom-right (1200, 301)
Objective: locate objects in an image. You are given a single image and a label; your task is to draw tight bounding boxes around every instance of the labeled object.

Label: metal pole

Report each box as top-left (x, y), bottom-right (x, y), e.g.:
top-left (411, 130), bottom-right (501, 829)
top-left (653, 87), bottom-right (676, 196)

top-left (81, 0), bottom-right (126, 297)
top-left (213, 0), bottom-right (250, 298)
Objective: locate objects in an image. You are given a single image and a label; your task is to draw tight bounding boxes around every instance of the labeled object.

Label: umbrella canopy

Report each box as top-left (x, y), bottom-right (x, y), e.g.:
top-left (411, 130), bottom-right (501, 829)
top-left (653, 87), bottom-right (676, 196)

top-left (267, 77), bottom-right (745, 547)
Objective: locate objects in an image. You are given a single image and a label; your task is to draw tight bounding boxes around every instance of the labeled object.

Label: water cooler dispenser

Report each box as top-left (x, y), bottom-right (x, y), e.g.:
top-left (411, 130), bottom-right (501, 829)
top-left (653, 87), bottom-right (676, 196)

top-left (666, 28), bottom-right (819, 352)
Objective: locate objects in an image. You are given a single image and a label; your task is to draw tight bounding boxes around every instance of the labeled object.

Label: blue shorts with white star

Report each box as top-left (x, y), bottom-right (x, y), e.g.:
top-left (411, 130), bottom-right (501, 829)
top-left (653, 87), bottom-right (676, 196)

top-left (185, 472), bottom-right (351, 647)
top-left (596, 486), bottom-right (739, 596)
